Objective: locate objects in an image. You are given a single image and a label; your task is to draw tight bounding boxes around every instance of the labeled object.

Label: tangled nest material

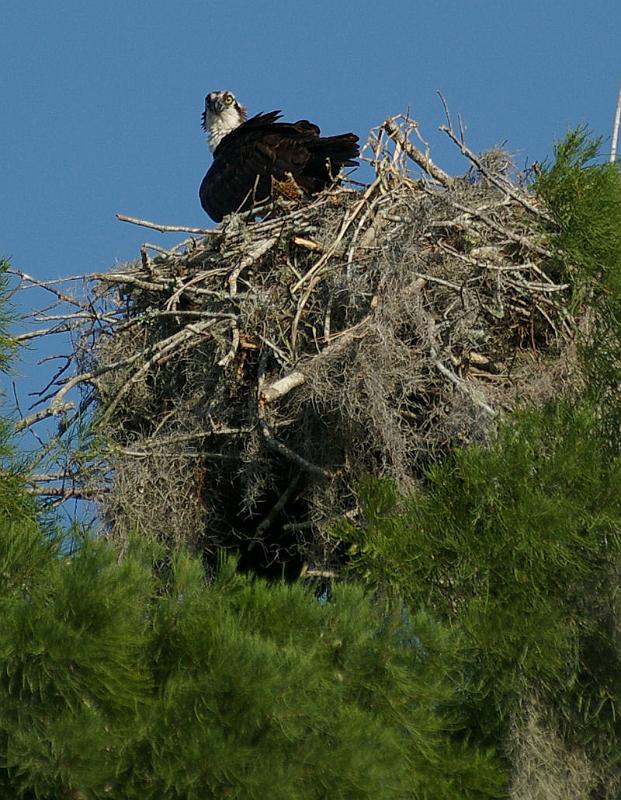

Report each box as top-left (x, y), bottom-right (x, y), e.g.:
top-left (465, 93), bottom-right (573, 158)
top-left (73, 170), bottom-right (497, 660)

top-left (14, 112), bottom-right (580, 571)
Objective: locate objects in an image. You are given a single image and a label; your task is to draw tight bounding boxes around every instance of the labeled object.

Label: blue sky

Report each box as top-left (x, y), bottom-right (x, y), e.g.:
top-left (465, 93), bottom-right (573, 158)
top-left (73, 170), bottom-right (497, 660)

top-left (1, 0), bottom-right (620, 400)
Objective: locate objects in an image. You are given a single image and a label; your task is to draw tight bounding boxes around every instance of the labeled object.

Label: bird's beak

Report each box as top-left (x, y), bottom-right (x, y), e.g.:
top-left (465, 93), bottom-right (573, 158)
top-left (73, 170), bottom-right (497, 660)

top-left (206, 95), bottom-right (223, 114)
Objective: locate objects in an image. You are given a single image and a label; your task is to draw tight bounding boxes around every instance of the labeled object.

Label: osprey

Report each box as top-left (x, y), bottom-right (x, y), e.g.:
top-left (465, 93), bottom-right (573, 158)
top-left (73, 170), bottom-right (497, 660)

top-left (199, 90), bottom-right (359, 222)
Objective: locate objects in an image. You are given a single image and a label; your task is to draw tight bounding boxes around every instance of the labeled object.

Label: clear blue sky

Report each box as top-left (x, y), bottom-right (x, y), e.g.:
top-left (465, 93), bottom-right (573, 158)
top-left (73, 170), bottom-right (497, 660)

top-left (1, 0), bottom-right (620, 390)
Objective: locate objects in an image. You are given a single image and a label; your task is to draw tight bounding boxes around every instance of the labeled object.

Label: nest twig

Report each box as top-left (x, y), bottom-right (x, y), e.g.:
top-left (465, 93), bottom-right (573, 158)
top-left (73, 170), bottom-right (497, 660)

top-left (12, 111), bottom-right (580, 569)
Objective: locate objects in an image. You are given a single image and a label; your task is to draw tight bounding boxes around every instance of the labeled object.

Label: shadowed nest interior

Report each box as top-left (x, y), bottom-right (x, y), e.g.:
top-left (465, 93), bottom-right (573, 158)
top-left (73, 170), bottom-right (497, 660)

top-left (15, 113), bottom-right (580, 575)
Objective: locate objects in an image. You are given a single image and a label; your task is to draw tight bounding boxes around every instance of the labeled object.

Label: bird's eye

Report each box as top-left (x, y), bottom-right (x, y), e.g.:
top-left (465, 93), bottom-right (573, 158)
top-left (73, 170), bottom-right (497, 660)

top-left (224, 95), bottom-right (233, 105)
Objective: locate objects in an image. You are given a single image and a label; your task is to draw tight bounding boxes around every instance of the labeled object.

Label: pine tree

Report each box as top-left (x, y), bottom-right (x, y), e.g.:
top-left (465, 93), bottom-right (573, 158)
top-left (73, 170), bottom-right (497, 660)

top-left (336, 132), bottom-right (621, 793)
top-left (5, 125), bottom-right (621, 798)
top-left (0, 260), bottom-right (504, 798)
top-left (534, 128), bottom-right (621, 441)
top-left (0, 532), bottom-right (505, 798)
top-left (339, 403), bottom-right (621, 754)
top-left (0, 523), bottom-right (509, 799)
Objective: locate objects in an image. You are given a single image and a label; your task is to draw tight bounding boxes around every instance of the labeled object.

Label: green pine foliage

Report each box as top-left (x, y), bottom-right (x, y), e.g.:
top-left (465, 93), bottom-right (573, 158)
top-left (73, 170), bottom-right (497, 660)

top-left (0, 257), bottom-right (500, 799)
top-left (338, 401), bottom-right (621, 771)
top-left (0, 527), bottom-right (505, 799)
top-left (0, 530), bottom-right (152, 797)
top-left (534, 129), bottom-right (621, 439)
top-left (534, 128), bottom-right (621, 295)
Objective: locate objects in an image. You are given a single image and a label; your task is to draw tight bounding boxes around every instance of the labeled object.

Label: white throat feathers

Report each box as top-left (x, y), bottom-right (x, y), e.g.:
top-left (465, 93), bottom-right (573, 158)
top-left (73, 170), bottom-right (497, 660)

top-left (205, 105), bottom-right (245, 153)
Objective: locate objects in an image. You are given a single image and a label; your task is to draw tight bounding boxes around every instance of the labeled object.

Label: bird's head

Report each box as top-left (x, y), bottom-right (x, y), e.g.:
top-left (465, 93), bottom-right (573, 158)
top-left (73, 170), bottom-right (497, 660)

top-left (202, 90), bottom-right (247, 153)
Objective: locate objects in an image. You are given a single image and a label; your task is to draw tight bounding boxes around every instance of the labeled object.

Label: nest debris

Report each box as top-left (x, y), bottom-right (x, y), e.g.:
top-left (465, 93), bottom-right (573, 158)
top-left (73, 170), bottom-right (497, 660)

top-left (13, 113), bottom-right (580, 573)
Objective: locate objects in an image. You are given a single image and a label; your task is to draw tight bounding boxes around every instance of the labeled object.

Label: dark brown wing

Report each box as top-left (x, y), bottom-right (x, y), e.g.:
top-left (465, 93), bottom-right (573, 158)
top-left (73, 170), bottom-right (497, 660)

top-left (199, 112), bottom-right (282, 222)
top-left (199, 144), bottom-right (271, 223)
top-left (199, 112), bottom-right (359, 223)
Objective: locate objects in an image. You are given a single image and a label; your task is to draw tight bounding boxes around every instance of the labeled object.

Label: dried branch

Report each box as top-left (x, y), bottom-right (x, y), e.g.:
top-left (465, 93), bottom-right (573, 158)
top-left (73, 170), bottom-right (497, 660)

top-left (260, 371), bottom-right (307, 404)
top-left (15, 402), bottom-right (75, 433)
top-left (97, 319), bottom-right (216, 426)
top-left (13, 112), bottom-right (576, 559)
top-left (439, 123), bottom-right (553, 221)
top-left (25, 484), bottom-right (108, 501)
top-left (611, 81), bottom-right (621, 163)
top-left (256, 473), bottom-right (301, 536)
top-left (219, 237), bottom-right (278, 367)
top-left (443, 196), bottom-right (554, 258)
top-left (257, 351), bottom-right (330, 478)
top-left (16, 324), bottom-right (76, 342)
top-left (10, 269), bottom-right (90, 311)
top-left (116, 213), bottom-right (216, 235)
top-left (383, 116), bottom-right (455, 187)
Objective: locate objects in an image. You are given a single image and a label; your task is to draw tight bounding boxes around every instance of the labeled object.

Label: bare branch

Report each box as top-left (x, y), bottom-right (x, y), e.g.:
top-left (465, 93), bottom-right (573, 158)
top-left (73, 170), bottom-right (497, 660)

top-left (383, 116), bottom-right (455, 187)
top-left (260, 371), bottom-right (307, 404)
top-left (256, 474), bottom-right (301, 536)
top-left (15, 402), bottom-right (75, 433)
top-left (97, 319), bottom-right (216, 426)
top-left (11, 111), bottom-right (576, 547)
top-left (24, 484), bottom-right (108, 501)
top-left (116, 213), bottom-right (217, 235)
top-left (439, 123), bottom-right (553, 221)
top-left (611, 81), bottom-right (621, 163)
top-left (257, 351), bottom-right (331, 478)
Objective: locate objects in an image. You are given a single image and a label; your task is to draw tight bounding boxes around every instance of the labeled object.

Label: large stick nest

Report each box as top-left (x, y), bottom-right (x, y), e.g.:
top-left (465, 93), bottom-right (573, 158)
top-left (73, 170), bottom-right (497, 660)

top-left (15, 114), bottom-right (580, 573)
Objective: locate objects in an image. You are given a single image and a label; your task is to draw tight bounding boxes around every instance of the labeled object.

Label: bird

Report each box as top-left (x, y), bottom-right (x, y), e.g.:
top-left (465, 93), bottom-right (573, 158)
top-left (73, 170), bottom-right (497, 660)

top-left (199, 90), bottom-right (359, 223)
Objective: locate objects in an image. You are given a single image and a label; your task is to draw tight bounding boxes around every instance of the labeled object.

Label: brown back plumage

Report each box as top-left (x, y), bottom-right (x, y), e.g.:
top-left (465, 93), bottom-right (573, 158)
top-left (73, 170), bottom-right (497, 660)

top-left (199, 109), bottom-right (359, 223)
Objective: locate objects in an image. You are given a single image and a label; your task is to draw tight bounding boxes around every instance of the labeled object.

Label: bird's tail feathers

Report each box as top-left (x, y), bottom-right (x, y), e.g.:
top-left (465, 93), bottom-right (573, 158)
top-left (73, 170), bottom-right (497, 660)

top-left (313, 133), bottom-right (359, 163)
top-left (307, 133), bottom-right (359, 181)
